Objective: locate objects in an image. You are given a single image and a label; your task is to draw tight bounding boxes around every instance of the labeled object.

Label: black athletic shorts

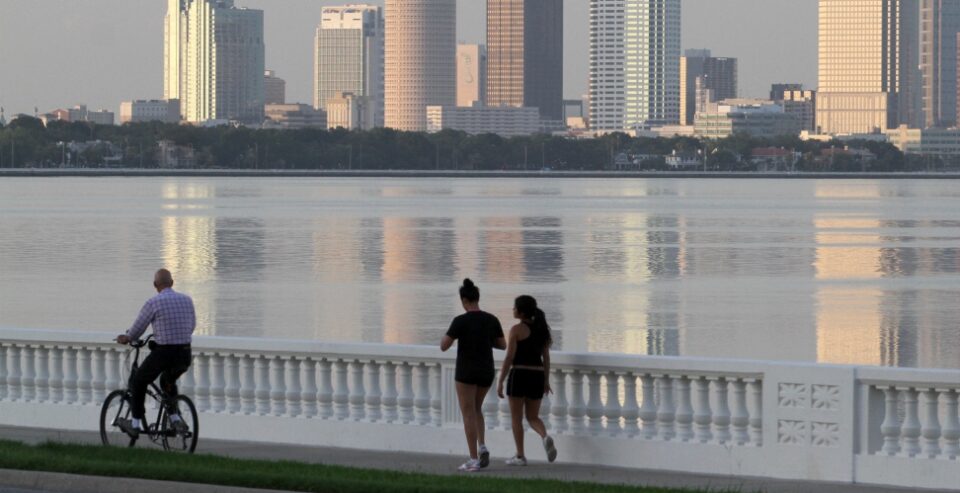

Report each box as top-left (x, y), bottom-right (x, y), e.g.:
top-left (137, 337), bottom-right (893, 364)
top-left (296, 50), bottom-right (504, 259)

top-left (506, 368), bottom-right (545, 400)
top-left (456, 370), bottom-right (494, 387)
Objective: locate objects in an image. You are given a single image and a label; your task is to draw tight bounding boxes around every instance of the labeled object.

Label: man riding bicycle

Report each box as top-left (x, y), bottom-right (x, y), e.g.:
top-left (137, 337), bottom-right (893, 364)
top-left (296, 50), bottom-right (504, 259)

top-left (115, 269), bottom-right (196, 438)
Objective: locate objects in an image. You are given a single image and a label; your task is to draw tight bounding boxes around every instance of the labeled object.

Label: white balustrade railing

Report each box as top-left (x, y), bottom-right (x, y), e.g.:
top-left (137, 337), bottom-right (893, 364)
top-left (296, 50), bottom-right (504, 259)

top-left (1, 328), bottom-right (960, 490)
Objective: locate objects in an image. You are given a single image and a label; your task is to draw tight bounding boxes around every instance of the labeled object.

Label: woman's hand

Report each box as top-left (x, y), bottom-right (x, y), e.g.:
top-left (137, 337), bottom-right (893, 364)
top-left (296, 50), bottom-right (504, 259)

top-left (497, 380), bottom-right (505, 399)
top-left (544, 377), bottom-right (553, 395)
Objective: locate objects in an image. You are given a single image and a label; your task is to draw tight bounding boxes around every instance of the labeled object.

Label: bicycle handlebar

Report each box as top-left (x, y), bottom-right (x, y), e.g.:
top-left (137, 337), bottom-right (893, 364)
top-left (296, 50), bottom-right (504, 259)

top-left (127, 333), bottom-right (155, 348)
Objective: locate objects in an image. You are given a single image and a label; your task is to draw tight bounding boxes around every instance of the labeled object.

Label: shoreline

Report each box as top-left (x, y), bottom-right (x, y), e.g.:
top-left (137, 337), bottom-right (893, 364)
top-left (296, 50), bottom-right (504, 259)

top-left (2, 168), bottom-right (960, 179)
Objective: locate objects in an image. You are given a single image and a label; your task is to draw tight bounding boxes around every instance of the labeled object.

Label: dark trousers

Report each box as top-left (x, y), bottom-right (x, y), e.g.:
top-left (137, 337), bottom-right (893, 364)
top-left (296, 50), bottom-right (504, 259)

top-left (131, 345), bottom-right (192, 421)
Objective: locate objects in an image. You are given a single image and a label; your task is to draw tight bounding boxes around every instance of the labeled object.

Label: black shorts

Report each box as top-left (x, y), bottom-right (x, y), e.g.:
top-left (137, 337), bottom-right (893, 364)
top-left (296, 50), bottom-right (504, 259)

top-left (456, 371), bottom-right (494, 388)
top-left (506, 368), bottom-right (545, 400)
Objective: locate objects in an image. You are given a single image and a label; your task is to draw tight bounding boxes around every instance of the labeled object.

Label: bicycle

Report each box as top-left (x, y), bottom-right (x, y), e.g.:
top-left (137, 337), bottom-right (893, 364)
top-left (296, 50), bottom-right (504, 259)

top-left (99, 334), bottom-right (199, 453)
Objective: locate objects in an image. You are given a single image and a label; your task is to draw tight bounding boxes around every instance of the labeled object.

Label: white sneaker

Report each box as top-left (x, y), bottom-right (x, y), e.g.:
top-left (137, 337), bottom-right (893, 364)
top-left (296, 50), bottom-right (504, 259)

top-left (458, 458), bottom-right (481, 472)
top-left (505, 455), bottom-right (527, 466)
top-left (543, 435), bottom-right (557, 463)
top-left (478, 445), bottom-right (490, 468)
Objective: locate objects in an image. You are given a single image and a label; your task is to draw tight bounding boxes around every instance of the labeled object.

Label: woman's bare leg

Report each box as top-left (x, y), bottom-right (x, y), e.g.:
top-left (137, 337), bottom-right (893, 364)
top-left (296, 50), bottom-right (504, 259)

top-left (524, 398), bottom-right (548, 438)
top-left (474, 385), bottom-right (489, 446)
top-left (509, 397), bottom-right (526, 457)
top-left (456, 382), bottom-right (479, 459)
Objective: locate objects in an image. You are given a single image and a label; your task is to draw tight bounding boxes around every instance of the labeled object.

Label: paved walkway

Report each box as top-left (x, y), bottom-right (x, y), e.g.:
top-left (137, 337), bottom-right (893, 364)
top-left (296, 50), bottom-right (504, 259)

top-left (0, 425), bottom-right (953, 493)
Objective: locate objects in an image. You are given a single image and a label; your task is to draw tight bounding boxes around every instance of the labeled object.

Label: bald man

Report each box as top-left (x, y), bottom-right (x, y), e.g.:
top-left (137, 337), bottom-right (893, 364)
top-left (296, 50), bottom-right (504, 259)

top-left (115, 269), bottom-right (196, 438)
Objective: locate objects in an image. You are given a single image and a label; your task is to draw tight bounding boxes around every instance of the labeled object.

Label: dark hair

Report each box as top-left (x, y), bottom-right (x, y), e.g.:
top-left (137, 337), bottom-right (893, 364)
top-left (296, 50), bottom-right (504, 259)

top-left (459, 278), bottom-right (480, 302)
top-left (514, 295), bottom-right (552, 346)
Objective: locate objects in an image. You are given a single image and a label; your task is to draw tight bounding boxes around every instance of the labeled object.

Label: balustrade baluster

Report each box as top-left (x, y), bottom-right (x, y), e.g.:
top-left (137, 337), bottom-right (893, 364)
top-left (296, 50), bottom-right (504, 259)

top-left (20, 346), bottom-right (35, 402)
top-left (675, 376), bottom-right (694, 442)
top-left (657, 375), bottom-right (676, 441)
top-left (398, 362), bottom-right (415, 424)
top-left (254, 356), bottom-right (271, 415)
top-left (880, 386), bottom-right (902, 455)
top-left (269, 357), bottom-right (287, 417)
top-left (694, 377), bottom-right (713, 443)
top-left (586, 372), bottom-right (605, 435)
top-left (713, 378), bottom-right (732, 443)
top-left (0, 345), bottom-right (6, 401)
top-left (179, 354), bottom-right (195, 396)
top-left (549, 369), bottom-right (568, 434)
top-left (209, 354), bottom-right (226, 413)
top-left (285, 357), bottom-right (302, 418)
top-left (62, 347), bottom-right (77, 404)
top-left (381, 361), bottom-right (398, 423)
top-left (90, 348), bottom-right (105, 403)
top-left (224, 354), bottom-right (241, 414)
top-left (6, 346), bottom-right (22, 402)
top-left (483, 381), bottom-right (500, 429)
top-left (901, 387), bottom-right (922, 457)
top-left (333, 359), bottom-right (350, 420)
top-left (349, 360), bottom-right (366, 421)
top-left (921, 388), bottom-right (942, 458)
top-left (639, 373), bottom-right (658, 439)
top-left (603, 372), bottom-right (622, 436)
top-left (48, 347), bottom-right (65, 404)
top-left (941, 389), bottom-right (960, 459)
top-left (76, 348), bottom-right (92, 405)
top-left (414, 363), bottom-right (431, 425)
top-left (748, 379), bottom-right (763, 446)
top-left (300, 358), bottom-right (319, 418)
top-left (568, 370), bottom-right (587, 435)
top-left (366, 361), bottom-right (382, 423)
top-left (34, 346), bottom-right (50, 403)
top-left (731, 379), bottom-right (749, 445)
top-left (239, 355), bottom-right (256, 415)
top-left (621, 372), bottom-right (639, 437)
top-left (317, 358), bottom-right (334, 419)
top-left (429, 364), bottom-right (441, 426)
top-left (194, 353), bottom-right (211, 412)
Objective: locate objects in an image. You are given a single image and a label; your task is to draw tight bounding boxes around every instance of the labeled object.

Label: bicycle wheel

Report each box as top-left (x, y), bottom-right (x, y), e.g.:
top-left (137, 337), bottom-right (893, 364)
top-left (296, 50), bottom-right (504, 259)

top-left (161, 395), bottom-right (199, 453)
top-left (100, 390), bottom-right (136, 447)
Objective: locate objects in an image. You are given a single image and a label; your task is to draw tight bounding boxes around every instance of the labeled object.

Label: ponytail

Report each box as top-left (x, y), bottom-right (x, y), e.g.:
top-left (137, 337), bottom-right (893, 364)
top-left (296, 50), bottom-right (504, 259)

top-left (514, 295), bottom-right (552, 347)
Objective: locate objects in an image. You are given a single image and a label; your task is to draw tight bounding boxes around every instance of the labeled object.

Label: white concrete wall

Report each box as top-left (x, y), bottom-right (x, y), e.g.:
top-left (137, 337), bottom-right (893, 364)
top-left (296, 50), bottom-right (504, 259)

top-left (1, 328), bottom-right (959, 490)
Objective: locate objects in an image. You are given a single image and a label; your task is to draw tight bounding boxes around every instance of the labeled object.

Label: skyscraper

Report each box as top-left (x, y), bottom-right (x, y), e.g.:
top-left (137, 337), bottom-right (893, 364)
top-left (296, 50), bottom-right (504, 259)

top-left (679, 50), bottom-right (738, 126)
top-left (921, 0), bottom-right (960, 127)
top-left (486, 0), bottom-right (563, 122)
top-left (384, 0), bottom-right (456, 131)
top-left (164, 0), bottom-right (264, 124)
top-left (589, 0), bottom-right (681, 133)
top-left (457, 44), bottom-right (487, 107)
top-left (816, 0), bottom-right (902, 134)
top-left (314, 5), bottom-right (384, 128)
top-left (264, 70), bottom-right (286, 105)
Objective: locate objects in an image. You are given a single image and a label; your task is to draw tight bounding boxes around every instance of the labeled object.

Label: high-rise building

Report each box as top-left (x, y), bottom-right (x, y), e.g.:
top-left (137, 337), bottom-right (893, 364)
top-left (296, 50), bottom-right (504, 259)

top-left (589, 0), bottom-right (681, 133)
top-left (921, 0), bottom-right (960, 127)
top-left (264, 70), bottom-right (286, 105)
top-left (164, 0), bottom-right (265, 124)
top-left (900, 0), bottom-right (924, 128)
top-left (486, 0), bottom-right (563, 121)
top-left (384, 0), bottom-right (456, 131)
top-left (314, 5), bottom-right (384, 128)
top-left (457, 44), bottom-right (487, 107)
top-left (816, 0), bottom-right (903, 134)
top-left (780, 90), bottom-right (818, 132)
top-left (679, 49), bottom-right (737, 125)
top-left (770, 83), bottom-right (804, 101)
top-left (120, 100), bottom-right (182, 124)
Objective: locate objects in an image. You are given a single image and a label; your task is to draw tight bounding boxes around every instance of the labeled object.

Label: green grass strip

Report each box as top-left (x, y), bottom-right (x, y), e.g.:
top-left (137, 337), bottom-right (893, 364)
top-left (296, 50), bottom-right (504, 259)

top-left (0, 439), bottom-right (714, 493)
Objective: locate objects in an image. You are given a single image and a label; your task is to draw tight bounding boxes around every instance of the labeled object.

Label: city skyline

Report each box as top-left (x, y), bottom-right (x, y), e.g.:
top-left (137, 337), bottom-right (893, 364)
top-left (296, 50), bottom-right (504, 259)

top-left (0, 0), bottom-right (815, 118)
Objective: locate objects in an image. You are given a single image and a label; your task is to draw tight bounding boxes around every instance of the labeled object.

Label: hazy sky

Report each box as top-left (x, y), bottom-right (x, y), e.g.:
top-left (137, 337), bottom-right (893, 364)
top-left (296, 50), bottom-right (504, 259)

top-left (0, 0), bottom-right (816, 117)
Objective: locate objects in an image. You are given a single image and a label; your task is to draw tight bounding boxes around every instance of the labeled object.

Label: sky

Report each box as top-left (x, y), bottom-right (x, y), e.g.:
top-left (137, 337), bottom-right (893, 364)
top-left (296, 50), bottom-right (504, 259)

top-left (0, 0), bottom-right (816, 117)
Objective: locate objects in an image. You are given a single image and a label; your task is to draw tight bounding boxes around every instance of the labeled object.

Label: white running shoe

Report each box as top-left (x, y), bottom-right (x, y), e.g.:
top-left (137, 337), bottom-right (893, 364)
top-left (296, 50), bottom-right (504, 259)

top-left (505, 455), bottom-right (527, 466)
top-left (543, 435), bottom-right (558, 463)
top-left (458, 459), bottom-right (481, 472)
top-left (478, 445), bottom-right (490, 468)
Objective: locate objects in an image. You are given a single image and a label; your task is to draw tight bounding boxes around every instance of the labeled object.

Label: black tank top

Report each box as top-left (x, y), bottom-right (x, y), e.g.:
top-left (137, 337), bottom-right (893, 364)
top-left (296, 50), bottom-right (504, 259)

top-left (514, 328), bottom-right (545, 367)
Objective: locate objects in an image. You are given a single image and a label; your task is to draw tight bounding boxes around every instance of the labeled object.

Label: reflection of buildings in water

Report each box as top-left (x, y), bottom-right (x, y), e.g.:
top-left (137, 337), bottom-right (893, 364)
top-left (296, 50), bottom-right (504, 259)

top-left (816, 288), bottom-right (883, 366)
top-left (161, 215), bottom-right (217, 337)
top-left (212, 217), bottom-right (266, 337)
top-left (814, 218), bottom-right (882, 280)
top-left (478, 217), bottom-right (524, 283)
top-left (813, 182), bottom-right (882, 200)
top-left (359, 217), bottom-right (386, 281)
top-left (522, 217), bottom-right (565, 283)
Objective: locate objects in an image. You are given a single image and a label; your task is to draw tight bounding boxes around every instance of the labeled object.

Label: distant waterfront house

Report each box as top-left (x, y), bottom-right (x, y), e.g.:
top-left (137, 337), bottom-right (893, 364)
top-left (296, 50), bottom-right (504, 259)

top-left (666, 152), bottom-right (702, 169)
top-left (750, 147), bottom-right (800, 172)
top-left (157, 140), bottom-right (196, 168)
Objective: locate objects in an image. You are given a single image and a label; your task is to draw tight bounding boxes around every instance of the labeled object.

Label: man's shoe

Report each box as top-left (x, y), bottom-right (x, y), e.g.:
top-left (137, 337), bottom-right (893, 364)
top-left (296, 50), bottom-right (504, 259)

top-left (457, 459), bottom-right (481, 472)
top-left (543, 435), bottom-right (558, 463)
top-left (505, 455), bottom-right (527, 466)
top-left (118, 419), bottom-right (140, 439)
top-left (170, 419), bottom-right (189, 435)
top-left (478, 445), bottom-right (490, 468)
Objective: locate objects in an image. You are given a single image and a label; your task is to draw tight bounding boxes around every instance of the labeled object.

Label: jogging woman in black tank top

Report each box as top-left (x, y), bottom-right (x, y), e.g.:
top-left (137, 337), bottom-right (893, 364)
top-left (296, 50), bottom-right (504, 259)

top-left (496, 295), bottom-right (558, 465)
top-left (441, 279), bottom-right (506, 472)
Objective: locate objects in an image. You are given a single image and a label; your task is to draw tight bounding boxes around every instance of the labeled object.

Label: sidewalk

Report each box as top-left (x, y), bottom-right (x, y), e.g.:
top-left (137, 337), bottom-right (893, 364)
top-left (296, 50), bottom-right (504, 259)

top-left (0, 425), bottom-right (953, 493)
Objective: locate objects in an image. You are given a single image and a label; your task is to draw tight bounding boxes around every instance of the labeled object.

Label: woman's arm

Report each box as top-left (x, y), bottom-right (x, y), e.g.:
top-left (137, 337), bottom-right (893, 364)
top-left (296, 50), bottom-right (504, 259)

top-left (542, 344), bottom-right (552, 394)
top-left (496, 325), bottom-right (519, 397)
top-left (440, 335), bottom-right (455, 352)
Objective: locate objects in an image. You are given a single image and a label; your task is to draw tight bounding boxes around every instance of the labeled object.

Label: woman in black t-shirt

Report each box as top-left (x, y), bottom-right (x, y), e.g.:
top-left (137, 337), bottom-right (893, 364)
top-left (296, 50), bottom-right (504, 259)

top-left (441, 279), bottom-right (506, 472)
top-left (496, 295), bottom-right (558, 466)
